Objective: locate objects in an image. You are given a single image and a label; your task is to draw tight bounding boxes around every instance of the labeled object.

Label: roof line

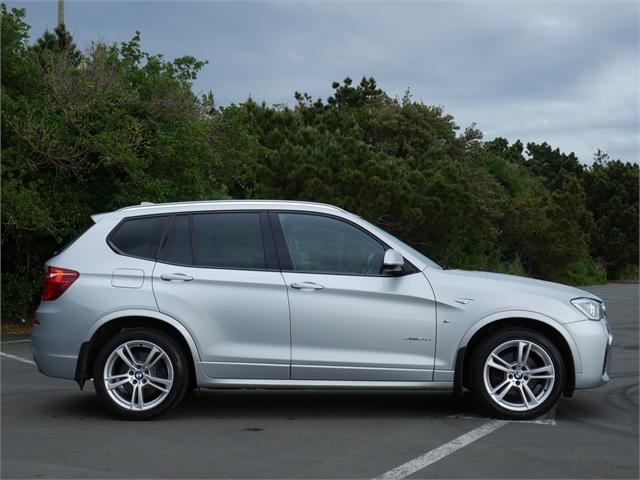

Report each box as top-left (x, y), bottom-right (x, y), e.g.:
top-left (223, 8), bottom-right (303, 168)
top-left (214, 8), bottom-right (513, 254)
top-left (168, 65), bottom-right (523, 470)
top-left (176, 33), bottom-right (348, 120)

top-left (116, 199), bottom-right (346, 213)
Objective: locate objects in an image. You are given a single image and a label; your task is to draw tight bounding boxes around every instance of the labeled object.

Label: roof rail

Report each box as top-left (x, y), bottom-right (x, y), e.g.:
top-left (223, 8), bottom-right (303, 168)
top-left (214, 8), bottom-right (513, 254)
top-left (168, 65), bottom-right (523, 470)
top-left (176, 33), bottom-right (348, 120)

top-left (114, 199), bottom-right (348, 214)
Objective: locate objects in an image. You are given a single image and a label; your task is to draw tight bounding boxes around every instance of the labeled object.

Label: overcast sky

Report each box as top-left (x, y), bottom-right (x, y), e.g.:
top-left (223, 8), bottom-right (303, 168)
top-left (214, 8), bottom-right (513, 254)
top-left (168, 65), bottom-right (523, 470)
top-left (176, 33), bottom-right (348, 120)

top-left (14, 0), bottom-right (640, 164)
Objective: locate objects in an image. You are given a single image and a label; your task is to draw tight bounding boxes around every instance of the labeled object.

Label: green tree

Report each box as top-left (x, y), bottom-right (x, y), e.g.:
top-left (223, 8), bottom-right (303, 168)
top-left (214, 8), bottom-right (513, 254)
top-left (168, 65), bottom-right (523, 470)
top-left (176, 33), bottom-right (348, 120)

top-left (33, 23), bottom-right (81, 65)
top-left (246, 78), bottom-right (504, 271)
top-left (538, 173), bottom-right (593, 281)
top-left (1, 8), bottom-right (262, 320)
top-left (584, 151), bottom-right (639, 277)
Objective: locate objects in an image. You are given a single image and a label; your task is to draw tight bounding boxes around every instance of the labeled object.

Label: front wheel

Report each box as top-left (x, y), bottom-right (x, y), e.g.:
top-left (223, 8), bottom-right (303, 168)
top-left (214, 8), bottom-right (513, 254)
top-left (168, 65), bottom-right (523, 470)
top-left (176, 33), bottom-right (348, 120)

top-left (470, 328), bottom-right (565, 420)
top-left (93, 328), bottom-right (189, 420)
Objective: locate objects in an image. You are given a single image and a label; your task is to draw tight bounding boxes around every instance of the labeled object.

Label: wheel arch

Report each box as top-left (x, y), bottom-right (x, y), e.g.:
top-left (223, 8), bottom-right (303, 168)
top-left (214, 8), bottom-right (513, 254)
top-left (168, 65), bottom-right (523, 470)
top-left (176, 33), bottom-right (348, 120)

top-left (75, 310), bottom-right (200, 389)
top-left (453, 312), bottom-right (580, 398)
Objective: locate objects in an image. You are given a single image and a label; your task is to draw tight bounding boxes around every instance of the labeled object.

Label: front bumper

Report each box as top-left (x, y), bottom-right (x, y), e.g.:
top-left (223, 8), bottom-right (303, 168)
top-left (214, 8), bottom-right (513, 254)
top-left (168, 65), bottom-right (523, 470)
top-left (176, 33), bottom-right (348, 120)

top-left (567, 318), bottom-right (613, 389)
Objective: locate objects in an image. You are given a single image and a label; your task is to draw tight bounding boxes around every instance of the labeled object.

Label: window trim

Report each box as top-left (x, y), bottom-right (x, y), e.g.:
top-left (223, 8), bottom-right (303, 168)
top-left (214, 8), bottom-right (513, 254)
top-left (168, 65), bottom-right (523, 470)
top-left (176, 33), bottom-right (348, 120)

top-left (269, 210), bottom-right (418, 277)
top-left (154, 210), bottom-right (280, 272)
top-left (106, 213), bottom-right (171, 262)
top-left (107, 208), bottom-right (418, 276)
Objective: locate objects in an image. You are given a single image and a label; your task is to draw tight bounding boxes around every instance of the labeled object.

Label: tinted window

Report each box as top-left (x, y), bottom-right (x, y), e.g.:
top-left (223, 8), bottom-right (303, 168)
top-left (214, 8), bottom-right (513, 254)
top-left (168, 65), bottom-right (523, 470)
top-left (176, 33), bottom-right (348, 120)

top-left (278, 213), bottom-right (385, 275)
top-left (110, 216), bottom-right (168, 259)
top-left (192, 213), bottom-right (265, 269)
top-left (159, 215), bottom-right (193, 265)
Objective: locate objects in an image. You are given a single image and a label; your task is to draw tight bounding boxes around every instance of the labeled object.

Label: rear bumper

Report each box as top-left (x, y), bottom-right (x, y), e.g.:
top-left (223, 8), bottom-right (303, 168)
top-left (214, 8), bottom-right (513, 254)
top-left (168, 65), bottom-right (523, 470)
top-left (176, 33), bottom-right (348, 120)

top-left (31, 324), bottom-right (78, 379)
top-left (567, 319), bottom-right (613, 389)
top-left (31, 348), bottom-right (78, 379)
top-left (32, 297), bottom-right (95, 380)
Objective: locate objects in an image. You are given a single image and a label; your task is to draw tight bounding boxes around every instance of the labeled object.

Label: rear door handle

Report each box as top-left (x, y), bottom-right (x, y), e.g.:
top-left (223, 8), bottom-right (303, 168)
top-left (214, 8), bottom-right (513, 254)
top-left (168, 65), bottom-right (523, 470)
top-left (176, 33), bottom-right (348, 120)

top-left (160, 273), bottom-right (194, 282)
top-left (290, 281), bottom-right (324, 290)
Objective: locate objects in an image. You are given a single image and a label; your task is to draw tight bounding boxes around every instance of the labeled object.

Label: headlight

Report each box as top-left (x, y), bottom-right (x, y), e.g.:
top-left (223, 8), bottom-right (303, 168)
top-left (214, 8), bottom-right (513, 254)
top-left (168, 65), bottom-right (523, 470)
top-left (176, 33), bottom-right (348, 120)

top-left (571, 297), bottom-right (604, 320)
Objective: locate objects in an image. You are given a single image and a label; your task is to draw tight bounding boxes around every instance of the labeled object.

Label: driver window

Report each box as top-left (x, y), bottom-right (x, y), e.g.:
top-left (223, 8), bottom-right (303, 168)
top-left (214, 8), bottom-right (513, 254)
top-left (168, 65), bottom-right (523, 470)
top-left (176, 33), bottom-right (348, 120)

top-left (278, 213), bottom-right (385, 275)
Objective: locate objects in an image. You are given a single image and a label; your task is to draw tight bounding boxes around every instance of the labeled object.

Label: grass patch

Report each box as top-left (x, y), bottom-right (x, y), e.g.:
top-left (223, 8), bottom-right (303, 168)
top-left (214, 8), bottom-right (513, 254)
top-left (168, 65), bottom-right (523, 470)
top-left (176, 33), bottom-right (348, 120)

top-left (1, 322), bottom-right (33, 338)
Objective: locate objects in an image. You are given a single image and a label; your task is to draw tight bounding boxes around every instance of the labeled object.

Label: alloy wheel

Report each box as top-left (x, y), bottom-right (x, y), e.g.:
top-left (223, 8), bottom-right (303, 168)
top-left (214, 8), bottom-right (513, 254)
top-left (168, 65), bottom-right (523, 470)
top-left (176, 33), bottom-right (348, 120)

top-left (483, 339), bottom-right (555, 412)
top-left (103, 340), bottom-right (174, 411)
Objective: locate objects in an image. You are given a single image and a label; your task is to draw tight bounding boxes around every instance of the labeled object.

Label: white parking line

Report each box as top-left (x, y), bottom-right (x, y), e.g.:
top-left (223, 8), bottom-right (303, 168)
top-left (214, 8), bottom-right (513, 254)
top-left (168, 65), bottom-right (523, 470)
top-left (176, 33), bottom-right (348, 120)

top-left (375, 408), bottom-right (557, 479)
top-left (374, 420), bottom-right (509, 480)
top-left (448, 408), bottom-right (557, 425)
top-left (0, 339), bottom-right (30, 344)
top-left (0, 351), bottom-right (36, 365)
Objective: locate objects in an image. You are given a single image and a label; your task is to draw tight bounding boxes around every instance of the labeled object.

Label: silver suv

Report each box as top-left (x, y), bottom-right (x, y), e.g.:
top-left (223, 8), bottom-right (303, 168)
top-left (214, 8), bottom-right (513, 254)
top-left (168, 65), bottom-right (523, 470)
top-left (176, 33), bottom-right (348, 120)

top-left (32, 201), bottom-right (612, 420)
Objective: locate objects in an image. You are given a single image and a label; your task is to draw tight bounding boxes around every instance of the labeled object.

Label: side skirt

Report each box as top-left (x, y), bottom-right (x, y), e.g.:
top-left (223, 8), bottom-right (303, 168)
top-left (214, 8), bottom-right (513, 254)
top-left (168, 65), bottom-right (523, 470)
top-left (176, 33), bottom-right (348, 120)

top-left (195, 378), bottom-right (454, 390)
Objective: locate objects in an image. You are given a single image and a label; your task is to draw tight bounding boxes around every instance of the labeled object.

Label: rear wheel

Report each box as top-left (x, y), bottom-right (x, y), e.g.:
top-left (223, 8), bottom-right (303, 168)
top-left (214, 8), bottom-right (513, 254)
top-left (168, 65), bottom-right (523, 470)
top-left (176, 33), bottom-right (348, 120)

top-left (470, 328), bottom-right (565, 420)
top-left (93, 328), bottom-right (189, 420)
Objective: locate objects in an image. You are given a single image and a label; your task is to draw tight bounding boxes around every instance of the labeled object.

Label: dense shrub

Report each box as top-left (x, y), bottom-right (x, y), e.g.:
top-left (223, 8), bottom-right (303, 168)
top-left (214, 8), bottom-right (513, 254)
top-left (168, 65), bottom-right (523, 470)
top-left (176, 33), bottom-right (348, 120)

top-left (564, 258), bottom-right (608, 286)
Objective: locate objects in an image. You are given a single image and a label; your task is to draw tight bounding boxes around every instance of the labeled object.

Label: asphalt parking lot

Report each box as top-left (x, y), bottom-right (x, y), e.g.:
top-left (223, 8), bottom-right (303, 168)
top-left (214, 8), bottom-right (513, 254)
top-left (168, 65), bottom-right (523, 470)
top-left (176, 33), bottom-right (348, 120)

top-left (1, 283), bottom-right (638, 479)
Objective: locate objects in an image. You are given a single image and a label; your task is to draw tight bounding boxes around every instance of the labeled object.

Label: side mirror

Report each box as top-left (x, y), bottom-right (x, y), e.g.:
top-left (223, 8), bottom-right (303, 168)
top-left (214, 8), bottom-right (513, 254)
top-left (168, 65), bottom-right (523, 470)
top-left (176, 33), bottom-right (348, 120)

top-left (382, 249), bottom-right (404, 274)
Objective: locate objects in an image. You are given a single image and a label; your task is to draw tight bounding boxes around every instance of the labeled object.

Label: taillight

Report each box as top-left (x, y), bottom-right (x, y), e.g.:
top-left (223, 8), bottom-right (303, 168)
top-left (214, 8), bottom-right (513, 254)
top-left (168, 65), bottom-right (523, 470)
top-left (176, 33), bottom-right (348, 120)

top-left (42, 266), bottom-right (79, 301)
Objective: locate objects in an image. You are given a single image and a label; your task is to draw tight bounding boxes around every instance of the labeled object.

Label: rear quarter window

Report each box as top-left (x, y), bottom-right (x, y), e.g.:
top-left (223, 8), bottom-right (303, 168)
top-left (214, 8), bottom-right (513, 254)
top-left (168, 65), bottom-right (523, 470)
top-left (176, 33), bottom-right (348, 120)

top-left (109, 216), bottom-right (168, 260)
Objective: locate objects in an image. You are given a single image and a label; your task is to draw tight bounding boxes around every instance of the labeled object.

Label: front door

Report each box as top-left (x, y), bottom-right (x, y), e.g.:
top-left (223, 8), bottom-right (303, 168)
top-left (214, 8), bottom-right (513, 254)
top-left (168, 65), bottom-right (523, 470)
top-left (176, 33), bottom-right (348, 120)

top-left (152, 212), bottom-right (290, 380)
top-left (273, 212), bottom-right (437, 382)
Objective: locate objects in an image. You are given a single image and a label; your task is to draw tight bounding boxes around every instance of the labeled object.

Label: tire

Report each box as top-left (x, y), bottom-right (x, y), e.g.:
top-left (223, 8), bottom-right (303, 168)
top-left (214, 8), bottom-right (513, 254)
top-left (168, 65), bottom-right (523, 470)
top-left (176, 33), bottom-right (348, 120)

top-left (470, 328), bottom-right (565, 420)
top-left (93, 328), bottom-right (190, 420)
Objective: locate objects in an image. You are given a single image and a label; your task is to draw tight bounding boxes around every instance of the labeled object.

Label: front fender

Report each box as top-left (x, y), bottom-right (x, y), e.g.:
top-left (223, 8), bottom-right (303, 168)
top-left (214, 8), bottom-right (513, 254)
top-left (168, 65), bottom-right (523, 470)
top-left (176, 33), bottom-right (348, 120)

top-left (457, 310), bottom-right (583, 374)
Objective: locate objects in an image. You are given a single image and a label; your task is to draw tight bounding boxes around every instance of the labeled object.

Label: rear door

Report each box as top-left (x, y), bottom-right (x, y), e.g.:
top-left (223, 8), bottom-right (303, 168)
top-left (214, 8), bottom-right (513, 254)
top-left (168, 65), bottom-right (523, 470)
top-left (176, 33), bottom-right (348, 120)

top-left (152, 211), bottom-right (290, 380)
top-left (272, 212), bottom-right (437, 382)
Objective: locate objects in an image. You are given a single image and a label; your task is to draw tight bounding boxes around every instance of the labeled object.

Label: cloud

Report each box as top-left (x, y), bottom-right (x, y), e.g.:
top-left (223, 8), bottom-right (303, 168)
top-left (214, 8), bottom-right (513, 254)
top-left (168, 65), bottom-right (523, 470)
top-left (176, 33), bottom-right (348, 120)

top-left (14, 0), bottom-right (639, 163)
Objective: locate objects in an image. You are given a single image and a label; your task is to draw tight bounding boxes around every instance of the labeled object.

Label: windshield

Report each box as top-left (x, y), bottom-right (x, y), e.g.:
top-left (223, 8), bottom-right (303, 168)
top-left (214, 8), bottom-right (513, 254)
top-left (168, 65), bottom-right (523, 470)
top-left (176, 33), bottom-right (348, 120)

top-left (358, 218), bottom-right (443, 270)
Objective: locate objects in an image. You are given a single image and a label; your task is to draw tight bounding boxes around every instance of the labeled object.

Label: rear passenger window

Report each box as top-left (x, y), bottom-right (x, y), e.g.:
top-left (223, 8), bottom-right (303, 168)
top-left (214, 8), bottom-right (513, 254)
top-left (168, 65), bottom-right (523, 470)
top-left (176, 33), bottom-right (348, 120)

top-left (192, 213), bottom-right (265, 269)
top-left (159, 215), bottom-right (192, 265)
top-left (110, 216), bottom-right (168, 260)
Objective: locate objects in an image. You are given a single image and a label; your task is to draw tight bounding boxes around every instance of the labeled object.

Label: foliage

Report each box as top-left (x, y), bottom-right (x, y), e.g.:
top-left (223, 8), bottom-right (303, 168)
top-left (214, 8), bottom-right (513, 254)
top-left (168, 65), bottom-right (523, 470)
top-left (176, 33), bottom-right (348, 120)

top-left (496, 255), bottom-right (528, 277)
top-left (1, 6), bottom-right (638, 321)
top-left (564, 258), bottom-right (608, 287)
top-left (1, 6), bottom-right (263, 320)
top-left (584, 151), bottom-right (639, 277)
top-left (616, 264), bottom-right (639, 282)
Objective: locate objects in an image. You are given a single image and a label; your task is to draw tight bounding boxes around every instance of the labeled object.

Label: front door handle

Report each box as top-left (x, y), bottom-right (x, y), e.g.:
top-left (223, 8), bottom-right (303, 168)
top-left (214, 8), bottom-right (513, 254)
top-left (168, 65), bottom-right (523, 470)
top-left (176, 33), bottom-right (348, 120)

top-left (160, 273), bottom-right (194, 282)
top-left (290, 281), bottom-right (324, 290)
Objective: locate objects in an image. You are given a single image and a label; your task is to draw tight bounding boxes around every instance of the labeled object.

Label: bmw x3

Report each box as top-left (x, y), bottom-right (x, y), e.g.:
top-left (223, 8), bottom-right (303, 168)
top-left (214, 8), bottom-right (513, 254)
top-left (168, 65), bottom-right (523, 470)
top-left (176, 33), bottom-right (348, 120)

top-left (32, 201), bottom-right (612, 420)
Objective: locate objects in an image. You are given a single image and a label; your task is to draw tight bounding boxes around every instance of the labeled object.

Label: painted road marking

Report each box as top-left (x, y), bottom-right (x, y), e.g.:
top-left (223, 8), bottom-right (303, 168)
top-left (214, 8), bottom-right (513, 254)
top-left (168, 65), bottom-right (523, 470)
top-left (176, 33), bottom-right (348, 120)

top-left (448, 407), bottom-right (556, 425)
top-left (0, 351), bottom-right (36, 365)
top-left (373, 420), bottom-right (509, 480)
top-left (375, 409), bottom-right (556, 479)
top-left (0, 339), bottom-right (30, 344)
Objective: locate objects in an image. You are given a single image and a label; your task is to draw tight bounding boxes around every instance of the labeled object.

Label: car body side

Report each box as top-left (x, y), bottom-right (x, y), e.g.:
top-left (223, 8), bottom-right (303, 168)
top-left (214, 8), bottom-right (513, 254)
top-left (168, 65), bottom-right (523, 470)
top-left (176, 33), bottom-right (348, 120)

top-left (31, 201), bottom-right (611, 395)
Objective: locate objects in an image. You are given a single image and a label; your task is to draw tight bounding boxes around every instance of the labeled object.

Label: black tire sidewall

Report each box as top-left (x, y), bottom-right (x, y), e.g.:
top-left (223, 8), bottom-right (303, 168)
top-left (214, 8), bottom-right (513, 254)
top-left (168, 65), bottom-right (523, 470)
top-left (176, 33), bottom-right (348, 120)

top-left (93, 328), bottom-right (189, 420)
top-left (470, 328), bottom-right (565, 420)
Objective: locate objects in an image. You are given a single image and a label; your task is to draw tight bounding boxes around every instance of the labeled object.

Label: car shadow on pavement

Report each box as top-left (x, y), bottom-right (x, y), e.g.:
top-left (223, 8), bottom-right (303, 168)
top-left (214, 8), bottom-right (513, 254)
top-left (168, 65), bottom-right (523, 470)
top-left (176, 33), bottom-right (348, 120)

top-left (169, 389), bottom-right (476, 420)
top-left (45, 387), bottom-right (479, 421)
